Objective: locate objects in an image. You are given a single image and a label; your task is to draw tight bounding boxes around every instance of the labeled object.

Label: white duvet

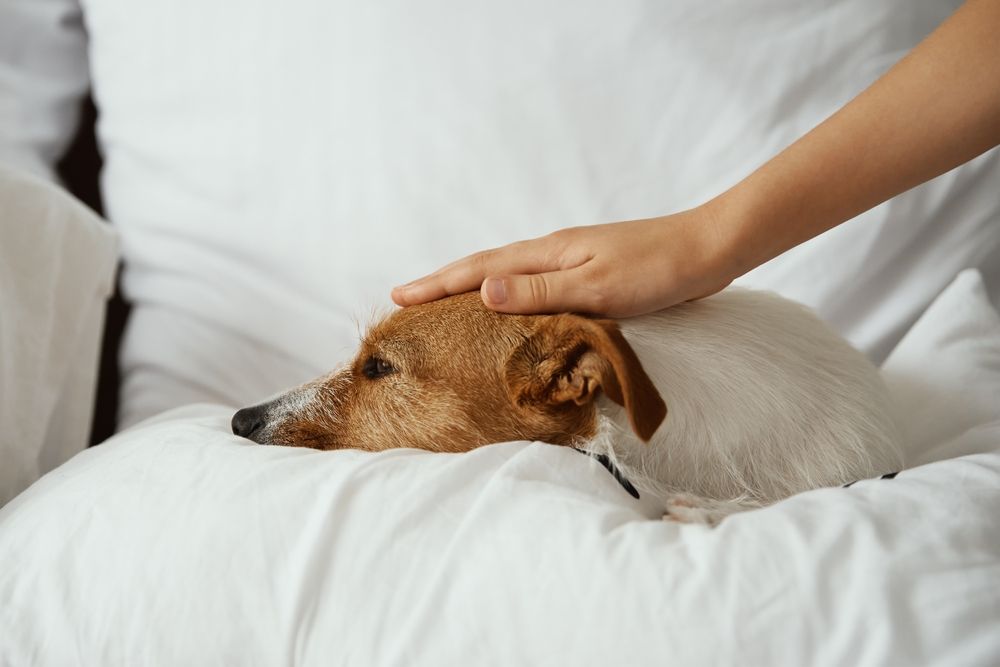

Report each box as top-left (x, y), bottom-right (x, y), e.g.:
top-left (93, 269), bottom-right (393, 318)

top-left (2, 274), bottom-right (999, 665)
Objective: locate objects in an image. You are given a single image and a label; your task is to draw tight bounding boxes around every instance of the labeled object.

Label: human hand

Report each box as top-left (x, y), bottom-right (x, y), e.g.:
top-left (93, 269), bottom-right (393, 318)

top-left (391, 206), bottom-right (738, 318)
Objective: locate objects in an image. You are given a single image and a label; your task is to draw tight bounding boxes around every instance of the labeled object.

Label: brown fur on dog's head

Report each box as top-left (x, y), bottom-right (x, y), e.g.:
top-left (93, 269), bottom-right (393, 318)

top-left (232, 293), bottom-right (666, 452)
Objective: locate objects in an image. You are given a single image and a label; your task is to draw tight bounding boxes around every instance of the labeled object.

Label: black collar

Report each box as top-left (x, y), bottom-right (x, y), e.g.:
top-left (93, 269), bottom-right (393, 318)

top-left (574, 448), bottom-right (640, 499)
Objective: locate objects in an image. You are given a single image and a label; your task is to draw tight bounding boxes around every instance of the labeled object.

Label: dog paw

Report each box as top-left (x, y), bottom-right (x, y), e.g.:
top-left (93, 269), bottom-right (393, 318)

top-left (661, 493), bottom-right (761, 526)
top-left (661, 493), bottom-right (715, 525)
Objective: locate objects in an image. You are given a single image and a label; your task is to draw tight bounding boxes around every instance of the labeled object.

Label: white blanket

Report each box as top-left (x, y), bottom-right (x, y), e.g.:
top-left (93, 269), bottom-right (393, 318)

top-left (1, 409), bottom-right (998, 665)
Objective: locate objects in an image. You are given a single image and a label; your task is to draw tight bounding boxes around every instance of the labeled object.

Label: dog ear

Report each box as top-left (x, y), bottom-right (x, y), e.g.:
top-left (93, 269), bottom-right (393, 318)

top-left (504, 315), bottom-right (667, 442)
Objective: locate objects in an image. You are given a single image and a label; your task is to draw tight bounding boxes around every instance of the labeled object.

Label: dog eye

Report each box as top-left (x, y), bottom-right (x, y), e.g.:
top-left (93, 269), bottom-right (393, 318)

top-left (362, 356), bottom-right (394, 379)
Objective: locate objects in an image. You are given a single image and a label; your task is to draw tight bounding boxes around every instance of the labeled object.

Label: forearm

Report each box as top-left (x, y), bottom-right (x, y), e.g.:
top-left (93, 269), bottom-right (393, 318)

top-left (706, 0), bottom-right (1000, 278)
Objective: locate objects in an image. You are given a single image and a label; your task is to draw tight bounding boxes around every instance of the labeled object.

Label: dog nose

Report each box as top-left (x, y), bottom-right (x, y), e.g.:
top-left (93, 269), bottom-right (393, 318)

top-left (232, 405), bottom-right (267, 440)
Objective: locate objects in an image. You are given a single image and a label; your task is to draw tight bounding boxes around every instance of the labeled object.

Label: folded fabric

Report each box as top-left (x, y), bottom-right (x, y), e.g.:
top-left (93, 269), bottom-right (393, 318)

top-left (0, 165), bottom-right (118, 505)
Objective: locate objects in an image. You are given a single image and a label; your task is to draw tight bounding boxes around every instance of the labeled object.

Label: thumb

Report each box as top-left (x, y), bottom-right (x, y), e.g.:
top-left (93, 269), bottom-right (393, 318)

top-left (481, 269), bottom-right (591, 314)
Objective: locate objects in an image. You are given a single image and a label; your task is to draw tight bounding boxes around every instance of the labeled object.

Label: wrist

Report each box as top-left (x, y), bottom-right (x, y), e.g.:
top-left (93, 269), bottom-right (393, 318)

top-left (688, 196), bottom-right (758, 288)
top-left (695, 170), bottom-right (802, 285)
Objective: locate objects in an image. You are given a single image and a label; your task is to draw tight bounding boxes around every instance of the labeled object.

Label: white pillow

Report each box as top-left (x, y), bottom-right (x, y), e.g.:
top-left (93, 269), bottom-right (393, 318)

top-left (881, 269), bottom-right (1000, 466)
top-left (3, 0), bottom-right (997, 426)
top-left (0, 165), bottom-right (118, 505)
top-left (75, 0), bottom-right (997, 426)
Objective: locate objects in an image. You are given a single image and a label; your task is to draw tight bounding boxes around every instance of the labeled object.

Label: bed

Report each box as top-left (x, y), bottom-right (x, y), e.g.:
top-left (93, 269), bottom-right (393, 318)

top-left (2, 0), bottom-right (999, 664)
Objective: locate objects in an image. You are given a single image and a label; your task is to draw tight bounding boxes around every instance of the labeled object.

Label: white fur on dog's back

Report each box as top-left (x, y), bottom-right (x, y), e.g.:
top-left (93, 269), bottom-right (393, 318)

top-left (587, 289), bottom-right (903, 504)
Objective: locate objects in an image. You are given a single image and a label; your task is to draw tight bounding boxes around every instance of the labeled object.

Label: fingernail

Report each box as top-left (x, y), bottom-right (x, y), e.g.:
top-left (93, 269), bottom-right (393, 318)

top-left (483, 277), bottom-right (507, 305)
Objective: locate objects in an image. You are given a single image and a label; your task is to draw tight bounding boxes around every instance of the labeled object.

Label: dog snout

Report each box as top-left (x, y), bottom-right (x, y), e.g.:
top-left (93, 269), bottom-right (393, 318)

top-left (232, 404), bottom-right (268, 442)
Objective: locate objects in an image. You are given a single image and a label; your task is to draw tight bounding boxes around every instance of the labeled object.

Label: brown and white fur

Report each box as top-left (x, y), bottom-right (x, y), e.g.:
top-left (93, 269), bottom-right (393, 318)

top-left (232, 289), bottom-right (902, 524)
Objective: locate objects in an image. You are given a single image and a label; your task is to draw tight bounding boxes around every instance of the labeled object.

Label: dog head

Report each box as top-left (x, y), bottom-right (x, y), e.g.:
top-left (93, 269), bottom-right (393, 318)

top-left (231, 292), bottom-right (666, 452)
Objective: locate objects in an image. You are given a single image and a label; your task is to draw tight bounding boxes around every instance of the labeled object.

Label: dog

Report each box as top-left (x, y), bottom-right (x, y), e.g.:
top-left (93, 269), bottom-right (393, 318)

top-left (232, 289), bottom-right (902, 524)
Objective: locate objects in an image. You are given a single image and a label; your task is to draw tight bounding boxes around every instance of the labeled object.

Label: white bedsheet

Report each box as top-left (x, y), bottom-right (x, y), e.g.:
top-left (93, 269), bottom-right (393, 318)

top-left (2, 273), bottom-right (999, 666)
top-left (1, 406), bottom-right (997, 666)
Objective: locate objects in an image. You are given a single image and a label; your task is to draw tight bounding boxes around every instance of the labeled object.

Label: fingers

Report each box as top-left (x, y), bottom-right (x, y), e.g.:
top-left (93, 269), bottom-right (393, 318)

top-left (391, 262), bottom-right (482, 307)
top-left (392, 235), bottom-right (572, 307)
top-left (480, 265), bottom-right (604, 315)
top-left (391, 272), bottom-right (460, 307)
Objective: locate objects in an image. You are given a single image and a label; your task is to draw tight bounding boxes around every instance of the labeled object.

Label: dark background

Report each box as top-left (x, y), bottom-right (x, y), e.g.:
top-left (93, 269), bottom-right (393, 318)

top-left (54, 94), bottom-right (129, 446)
